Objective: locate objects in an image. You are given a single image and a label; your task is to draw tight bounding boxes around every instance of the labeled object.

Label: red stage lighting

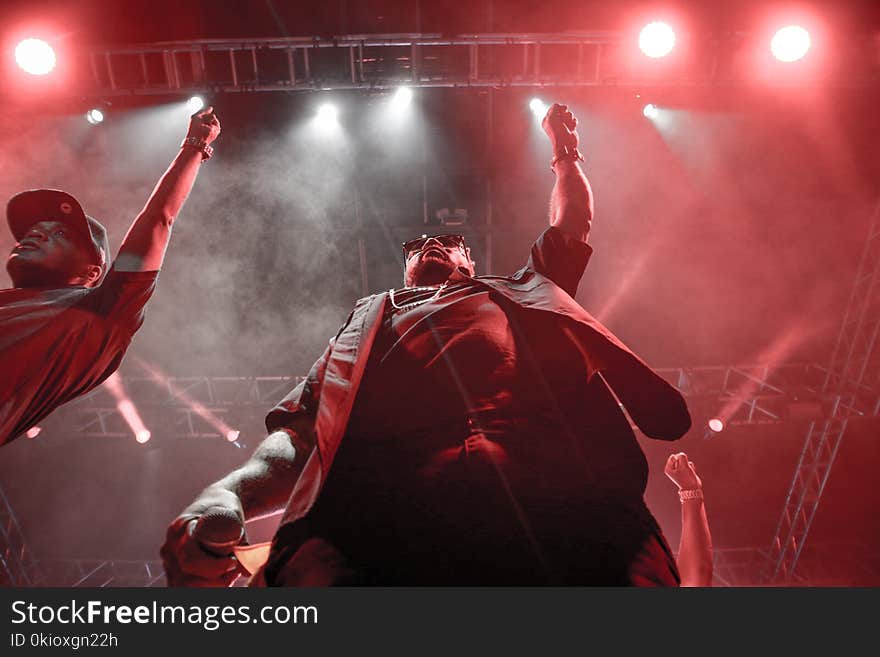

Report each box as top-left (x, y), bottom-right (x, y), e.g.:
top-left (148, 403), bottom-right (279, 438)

top-left (707, 418), bottom-right (724, 433)
top-left (638, 22), bottom-right (676, 59)
top-left (770, 25), bottom-right (811, 62)
top-left (14, 38), bottom-right (56, 75)
top-left (85, 108), bottom-right (104, 125)
top-left (104, 373), bottom-right (152, 444)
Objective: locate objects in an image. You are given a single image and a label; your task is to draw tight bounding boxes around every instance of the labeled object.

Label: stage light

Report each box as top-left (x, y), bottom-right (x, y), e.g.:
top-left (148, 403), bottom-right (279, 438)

top-left (770, 25), bottom-right (811, 62)
top-left (104, 373), bottom-right (151, 444)
top-left (317, 103), bottom-right (337, 122)
top-left (642, 103), bottom-right (659, 119)
top-left (707, 418), bottom-right (724, 433)
top-left (529, 97), bottom-right (548, 120)
top-left (187, 96), bottom-right (205, 113)
top-left (638, 22), bottom-right (676, 58)
top-left (14, 38), bottom-right (56, 75)
top-left (116, 399), bottom-right (151, 443)
top-left (313, 102), bottom-right (340, 133)
top-left (134, 357), bottom-right (241, 442)
top-left (390, 86), bottom-right (413, 112)
top-left (85, 108), bottom-right (104, 125)
top-left (25, 426), bottom-right (41, 439)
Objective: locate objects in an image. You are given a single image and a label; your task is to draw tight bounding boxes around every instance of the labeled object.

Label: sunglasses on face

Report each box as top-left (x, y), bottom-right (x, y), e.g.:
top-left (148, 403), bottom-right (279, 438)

top-left (402, 234), bottom-right (467, 259)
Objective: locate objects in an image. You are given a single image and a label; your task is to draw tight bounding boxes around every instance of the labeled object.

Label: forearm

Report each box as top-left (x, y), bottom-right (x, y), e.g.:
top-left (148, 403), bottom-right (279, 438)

top-left (677, 498), bottom-right (714, 587)
top-left (549, 159), bottom-right (593, 243)
top-left (114, 147), bottom-right (205, 272)
top-left (182, 430), bottom-right (304, 522)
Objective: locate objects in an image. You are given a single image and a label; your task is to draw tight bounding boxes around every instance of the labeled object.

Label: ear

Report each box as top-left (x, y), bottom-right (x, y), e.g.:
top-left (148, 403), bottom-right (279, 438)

top-left (83, 263), bottom-right (103, 287)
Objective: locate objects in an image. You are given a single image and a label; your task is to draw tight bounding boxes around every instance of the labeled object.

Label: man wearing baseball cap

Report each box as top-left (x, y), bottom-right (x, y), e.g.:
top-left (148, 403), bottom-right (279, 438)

top-left (0, 106), bottom-right (221, 446)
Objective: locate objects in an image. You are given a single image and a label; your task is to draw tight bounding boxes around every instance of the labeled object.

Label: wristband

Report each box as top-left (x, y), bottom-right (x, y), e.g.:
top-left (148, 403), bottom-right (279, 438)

top-left (550, 147), bottom-right (584, 171)
top-left (678, 488), bottom-right (704, 503)
top-left (181, 136), bottom-right (214, 161)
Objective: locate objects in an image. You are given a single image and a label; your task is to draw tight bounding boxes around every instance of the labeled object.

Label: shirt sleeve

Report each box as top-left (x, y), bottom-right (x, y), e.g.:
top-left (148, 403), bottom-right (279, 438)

top-left (86, 267), bottom-right (159, 333)
top-left (524, 226), bottom-right (593, 298)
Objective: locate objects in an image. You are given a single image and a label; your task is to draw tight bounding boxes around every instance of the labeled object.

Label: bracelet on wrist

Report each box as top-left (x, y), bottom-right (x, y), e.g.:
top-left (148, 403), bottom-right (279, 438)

top-left (678, 488), bottom-right (704, 503)
top-left (181, 136), bottom-right (214, 161)
top-left (550, 147), bottom-right (584, 171)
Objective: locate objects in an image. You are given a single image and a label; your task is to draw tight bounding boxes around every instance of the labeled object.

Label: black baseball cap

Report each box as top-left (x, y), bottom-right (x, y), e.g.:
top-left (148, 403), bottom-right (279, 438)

top-left (6, 189), bottom-right (109, 269)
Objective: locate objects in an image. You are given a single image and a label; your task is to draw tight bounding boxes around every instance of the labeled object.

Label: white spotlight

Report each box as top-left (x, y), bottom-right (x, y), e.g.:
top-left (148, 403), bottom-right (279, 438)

top-left (642, 103), bottom-right (659, 119)
top-left (390, 86), bottom-right (413, 112)
top-left (136, 429), bottom-right (152, 444)
top-left (25, 426), bottom-right (42, 439)
top-left (770, 25), bottom-right (811, 62)
top-left (15, 38), bottom-right (56, 75)
top-left (529, 97), bottom-right (548, 120)
top-left (313, 102), bottom-right (340, 134)
top-left (187, 96), bottom-right (205, 113)
top-left (707, 418), bottom-right (725, 433)
top-left (638, 22), bottom-right (676, 59)
top-left (317, 103), bottom-right (337, 121)
top-left (85, 108), bottom-right (104, 125)
top-left (226, 429), bottom-right (240, 442)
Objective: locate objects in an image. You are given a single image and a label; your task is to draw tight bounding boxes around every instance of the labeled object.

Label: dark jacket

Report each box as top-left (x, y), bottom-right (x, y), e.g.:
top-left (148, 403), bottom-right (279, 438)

top-left (265, 227), bottom-right (691, 531)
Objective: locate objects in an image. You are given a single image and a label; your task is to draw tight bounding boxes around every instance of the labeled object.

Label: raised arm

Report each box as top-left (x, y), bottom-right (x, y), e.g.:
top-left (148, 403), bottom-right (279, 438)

top-left (160, 429), bottom-right (306, 587)
top-left (665, 452), bottom-right (714, 587)
top-left (543, 103), bottom-right (594, 244)
top-left (113, 107), bottom-right (221, 272)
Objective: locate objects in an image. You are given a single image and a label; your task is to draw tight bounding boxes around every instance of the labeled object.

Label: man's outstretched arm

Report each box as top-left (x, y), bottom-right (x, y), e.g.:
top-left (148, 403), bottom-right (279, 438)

top-left (114, 107), bottom-right (221, 272)
top-left (160, 429), bottom-right (306, 587)
top-left (544, 103), bottom-right (594, 244)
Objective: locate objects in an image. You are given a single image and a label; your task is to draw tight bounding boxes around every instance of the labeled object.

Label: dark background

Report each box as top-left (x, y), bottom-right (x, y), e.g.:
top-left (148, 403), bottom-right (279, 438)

top-left (0, 1), bottom-right (878, 584)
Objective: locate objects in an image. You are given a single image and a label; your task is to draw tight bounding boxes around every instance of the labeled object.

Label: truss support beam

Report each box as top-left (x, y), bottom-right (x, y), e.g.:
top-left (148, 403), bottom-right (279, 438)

top-left (767, 200), bottom-right (880, 583)
top-left (39, 32), bottom-right (876, 99)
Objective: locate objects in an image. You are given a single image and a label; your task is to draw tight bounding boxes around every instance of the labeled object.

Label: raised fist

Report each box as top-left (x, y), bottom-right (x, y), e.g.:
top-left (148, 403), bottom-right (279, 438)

top-left (542, 102), bottom-right (579, 155)
top-left (664, 452), bottom-right (703, 491)
top-left (186, 106), bottom-right (221, 145)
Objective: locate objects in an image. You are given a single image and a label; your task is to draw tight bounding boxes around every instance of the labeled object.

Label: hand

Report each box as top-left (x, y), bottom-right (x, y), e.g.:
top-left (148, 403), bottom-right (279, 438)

top-left (160, 500), bottom-right (246, 587)
top-left (186, 106), bottom-right (221, 145)
top-left (542, 103), bottom-right (579, 155)
top-left (664, 452), bottom-right (703, 491)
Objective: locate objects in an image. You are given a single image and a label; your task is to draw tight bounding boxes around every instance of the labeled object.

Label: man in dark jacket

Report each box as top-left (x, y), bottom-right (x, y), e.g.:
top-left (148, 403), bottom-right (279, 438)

top-left (161, 103), bottom-right (690, 586)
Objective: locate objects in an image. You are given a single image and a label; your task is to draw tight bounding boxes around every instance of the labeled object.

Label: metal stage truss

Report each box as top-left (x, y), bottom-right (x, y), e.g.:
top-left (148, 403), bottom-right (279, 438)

top-left (46, 361), bottom-right (878, 440)
top-left (22, 542), bottom-right (880, 587)
top-left (0, 483), bottom-right (41, 586)
top-left (42, 31), bottom-right (879, 98)
top-left (766, 200), bottom-right (880, 583)
top-left (59, 375), bottom-right (300, 440)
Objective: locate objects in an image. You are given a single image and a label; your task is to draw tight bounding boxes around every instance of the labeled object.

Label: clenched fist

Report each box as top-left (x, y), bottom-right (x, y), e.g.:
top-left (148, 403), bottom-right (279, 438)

top-left (186, 106), bottom-right (222, 145)
top-left (664, 452), bottom-right (703, 491)
top-left (542, 102), bottom-right (579, 156)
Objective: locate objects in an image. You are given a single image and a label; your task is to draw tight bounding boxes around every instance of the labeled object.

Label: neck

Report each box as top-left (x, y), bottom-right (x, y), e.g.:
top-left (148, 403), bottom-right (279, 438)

top-left (8, 267), bottom-right (81, 289)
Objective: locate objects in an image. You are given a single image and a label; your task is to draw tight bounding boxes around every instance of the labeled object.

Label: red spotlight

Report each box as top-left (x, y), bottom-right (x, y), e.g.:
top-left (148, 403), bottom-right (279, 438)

top-left (770, 25), bottom-right (811, 62)
top-left (104, 373), bottom-right (151, 444)
top-left (135, 357), bottom-right (239, 441)
top-left (14, 38), bottom-right (56, 75)
top-left (638, 22), bottom-right (676, 58)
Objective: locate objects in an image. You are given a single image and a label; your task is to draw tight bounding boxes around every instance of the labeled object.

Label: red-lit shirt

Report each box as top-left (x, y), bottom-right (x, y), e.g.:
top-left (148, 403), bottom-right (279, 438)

top-left (0, 268), bottom-right (158, 446)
